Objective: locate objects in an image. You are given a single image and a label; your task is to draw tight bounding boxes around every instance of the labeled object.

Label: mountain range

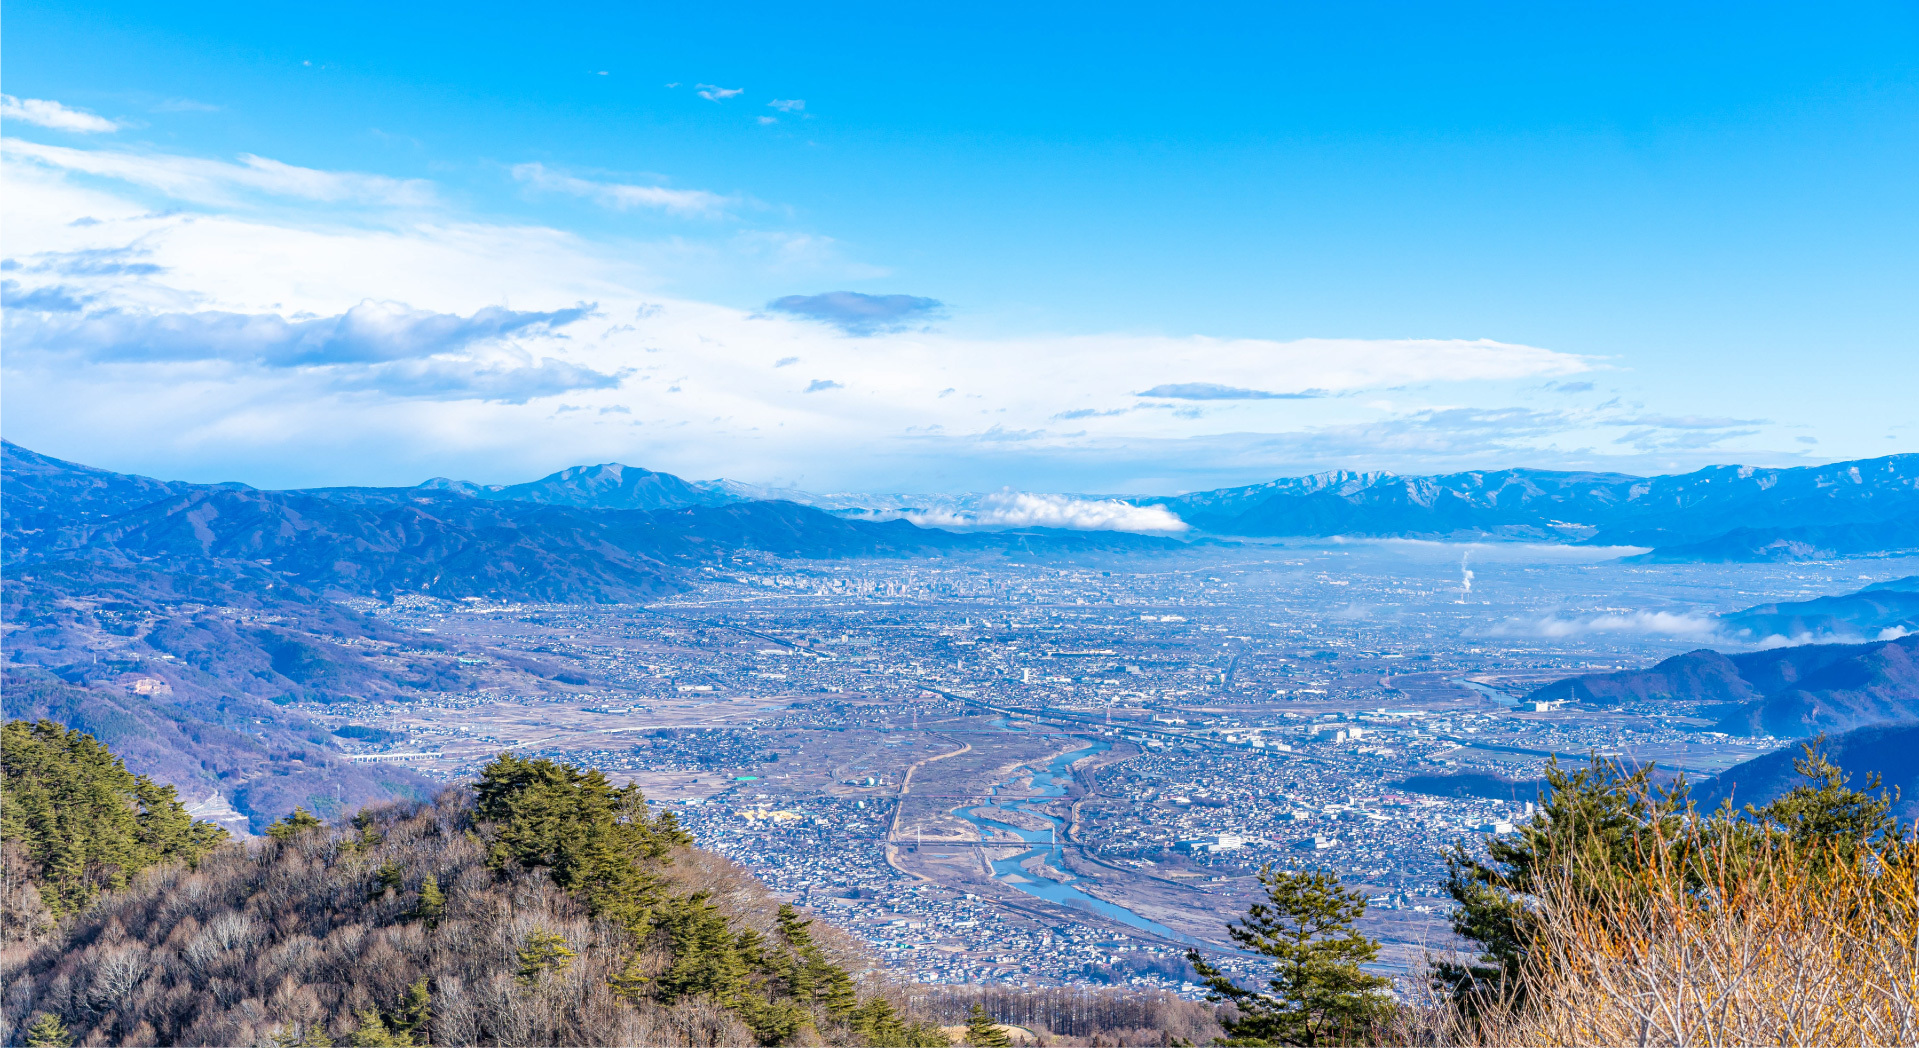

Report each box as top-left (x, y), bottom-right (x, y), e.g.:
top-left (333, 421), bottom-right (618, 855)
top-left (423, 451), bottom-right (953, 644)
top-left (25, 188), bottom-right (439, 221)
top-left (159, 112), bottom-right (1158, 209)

top-left (41, 443), bottom-right (1903, 560)
top-left (493, 455), bottom-right (1919, 560)
top-left (1140, 456), bottom-right (1919, 558)
top-left (107, 446), bottom-right (1916, 562)
top-left (1, 441), bottom-right (1180, 605)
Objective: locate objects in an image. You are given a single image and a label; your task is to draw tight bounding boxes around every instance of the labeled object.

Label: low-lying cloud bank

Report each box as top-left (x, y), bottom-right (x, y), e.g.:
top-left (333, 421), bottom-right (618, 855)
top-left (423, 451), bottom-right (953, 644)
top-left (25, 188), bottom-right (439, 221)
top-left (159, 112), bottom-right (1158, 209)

top-left (1496, 610), bottom-right (1724, 641)
top-left (1498, 611), bottom-right (1912, 649)
top-left (899, 492), bottom-right (1190, 534)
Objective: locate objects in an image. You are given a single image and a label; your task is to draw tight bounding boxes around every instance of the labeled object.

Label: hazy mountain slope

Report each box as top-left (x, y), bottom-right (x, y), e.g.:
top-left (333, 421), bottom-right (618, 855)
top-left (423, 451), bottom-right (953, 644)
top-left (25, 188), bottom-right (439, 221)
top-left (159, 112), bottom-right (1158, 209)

top-left (1694, 721), bottom-right (1919, 821)
top-left (1528, 635), bottom-right (1919, 736)
top-left (1720, 577), bottom-right (1919, 641)
top-left (5, 443), bottom-right (1182, 605)
top-left (1, 441), bottom-right (195, 563)
top-left (70, 486), bottom-right (686, 603)
top-left (1, 563), bottom-right (449, 831)
top-left (1718, 635), bottom-right (1919, 737)
top-left (1627, 519), bottom-right (1919, 563)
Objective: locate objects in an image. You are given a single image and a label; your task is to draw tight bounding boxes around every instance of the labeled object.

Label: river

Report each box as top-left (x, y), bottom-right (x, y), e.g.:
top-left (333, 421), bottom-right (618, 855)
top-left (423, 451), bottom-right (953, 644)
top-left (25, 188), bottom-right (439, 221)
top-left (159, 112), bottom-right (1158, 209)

top-left (949, 732), bottom-right (1208, 946)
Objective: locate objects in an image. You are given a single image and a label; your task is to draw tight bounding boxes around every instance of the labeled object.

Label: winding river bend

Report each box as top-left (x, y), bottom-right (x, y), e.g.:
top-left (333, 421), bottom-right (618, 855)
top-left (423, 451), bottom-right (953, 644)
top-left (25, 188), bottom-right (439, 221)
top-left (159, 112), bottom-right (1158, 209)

top-left (950, 736), bottom-right (1206, 946)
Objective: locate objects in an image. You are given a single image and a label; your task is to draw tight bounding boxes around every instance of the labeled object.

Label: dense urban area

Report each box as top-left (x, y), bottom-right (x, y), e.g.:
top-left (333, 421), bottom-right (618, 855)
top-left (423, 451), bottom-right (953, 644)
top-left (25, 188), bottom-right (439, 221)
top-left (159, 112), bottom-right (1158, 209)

top-left (269, 541), bottom-right (1901, 991)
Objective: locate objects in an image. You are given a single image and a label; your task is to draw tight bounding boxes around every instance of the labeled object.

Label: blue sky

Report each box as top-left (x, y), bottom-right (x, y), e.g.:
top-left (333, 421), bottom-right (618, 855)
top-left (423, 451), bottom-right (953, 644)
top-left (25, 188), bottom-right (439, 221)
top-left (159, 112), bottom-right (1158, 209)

top-left (2, 0), bottom-right (1914, 493)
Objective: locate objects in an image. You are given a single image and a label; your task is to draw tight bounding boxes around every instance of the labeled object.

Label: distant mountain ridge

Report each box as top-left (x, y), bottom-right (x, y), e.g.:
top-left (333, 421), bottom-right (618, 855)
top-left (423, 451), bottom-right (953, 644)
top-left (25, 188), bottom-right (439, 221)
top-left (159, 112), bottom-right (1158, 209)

top-left (1527, 633), bottom-right (1919, 737)
top-left (1141, 456), bottom-right (1919, 560)
top-left (415, 461), bottom-right (742, 511)
top-left (1, 441), bottom-right (1180, 605)
top-left (1719, 576), bottom-right (1919, 643)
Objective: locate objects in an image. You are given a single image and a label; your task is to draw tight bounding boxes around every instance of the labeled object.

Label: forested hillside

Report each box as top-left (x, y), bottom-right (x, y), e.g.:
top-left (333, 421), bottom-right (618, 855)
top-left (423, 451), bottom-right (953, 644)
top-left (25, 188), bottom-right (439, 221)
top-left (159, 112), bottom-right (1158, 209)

top-left (1, 721), bottom-right (230, 936)
top-left (0, 726), bottom-right (953, 1047)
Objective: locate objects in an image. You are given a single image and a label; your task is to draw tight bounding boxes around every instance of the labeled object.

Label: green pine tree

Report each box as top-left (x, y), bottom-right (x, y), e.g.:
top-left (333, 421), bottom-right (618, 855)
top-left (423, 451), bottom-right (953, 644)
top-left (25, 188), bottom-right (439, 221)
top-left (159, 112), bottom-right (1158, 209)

top-left (963, 1003), bottom-right (1012, 1047)
top-left (373, 860), bottom-right (405, 896)
top-left (272, 1024), bottom-right (334, 1047)
top-left (23, 1012), bottom-right (73, 1048)
top-left (391, 978), bottom-right (431, 1044)
top-left (266, 807), bottom-right (326, 842)
top-left (654, 894), bottom-right (751, 1006)
top-left (346, 1008), bottom-right (411, 1047)
top-left (850, 997), bottom-right (910, 1047)
top-left (1749, 738), bottom-right (1898, 858)
top-left (517, 929), bottom-right (576, 984)
top-left (1440, 746), bottom-right (1901, 1026)
top-left (414, 873), bottom-right (446, 927)
top-left (1188, 864), bottom-right (1393, 1046)
top-left (607, 949), bottom-right (653, 1003)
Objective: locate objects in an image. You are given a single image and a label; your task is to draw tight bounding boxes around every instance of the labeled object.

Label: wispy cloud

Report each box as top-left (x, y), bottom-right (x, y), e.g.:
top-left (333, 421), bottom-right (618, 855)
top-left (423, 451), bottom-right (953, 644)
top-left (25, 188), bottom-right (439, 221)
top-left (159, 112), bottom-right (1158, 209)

top-left (511, 162), bottom-right (731, 217)
top-left (1610, 427), bottom-right (1761, 451)
top-left (1137, 382), bottom-right (1327, 400)
top-left (18, 247), bottom-right (165, 277)
top-left (768, 99), bottom-right (805, 113)
top-left (7, 299), bottom-right (592, 368)
top-left (1052, 407), bottom-right (1133, 420)
top-left (1, 95), bottom-right (118, 133)
top-left (696, 84), bottom-right (744, 102)
top-left (4, 138), bottom-right (434, 207)
top-left (767, 291), bottom-right (944, 334)
top-left (0, 281), bottom-right (90, 313)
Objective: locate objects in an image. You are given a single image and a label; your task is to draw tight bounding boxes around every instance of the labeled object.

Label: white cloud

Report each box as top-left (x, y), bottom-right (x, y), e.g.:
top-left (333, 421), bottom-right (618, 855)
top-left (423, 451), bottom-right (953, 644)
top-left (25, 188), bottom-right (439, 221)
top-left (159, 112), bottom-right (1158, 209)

top-left (1, 95), bottom-right (118, 133)
top-left (902, 493), bottom-right (1190, 534)
top-left (3, 138), bottom-right (434, 207)
top-left (696, 84), bottom-right (744, 102)
top-left (1, 134), bottom-right (1630, 491)
top-left (1497, 611), bottom-right (1722, 640)
top-left (511, 162), bottom-right (730, 217)
top-left (768, 99), bottom-right (805, 113)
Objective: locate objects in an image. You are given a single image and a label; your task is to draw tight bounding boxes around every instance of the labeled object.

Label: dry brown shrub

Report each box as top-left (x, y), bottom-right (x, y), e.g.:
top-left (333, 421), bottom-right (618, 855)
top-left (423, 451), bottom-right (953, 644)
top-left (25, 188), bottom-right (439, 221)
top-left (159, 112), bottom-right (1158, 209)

top-left (1398, 827), bottom-right (1919, 1046)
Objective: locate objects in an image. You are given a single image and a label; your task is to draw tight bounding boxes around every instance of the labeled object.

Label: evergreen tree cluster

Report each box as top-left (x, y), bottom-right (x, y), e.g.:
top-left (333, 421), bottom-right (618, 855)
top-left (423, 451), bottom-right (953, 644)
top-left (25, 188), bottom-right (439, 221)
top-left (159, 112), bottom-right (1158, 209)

top-left (471, 752), bottom-right (948, 1045)
top-left (0, 719), bottom-right (227, 920)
